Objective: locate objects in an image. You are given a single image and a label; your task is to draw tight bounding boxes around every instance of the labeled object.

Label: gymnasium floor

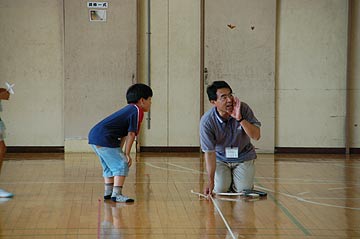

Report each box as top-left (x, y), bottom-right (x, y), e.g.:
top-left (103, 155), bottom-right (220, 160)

top-left (0, 152), bottom-right (359, 238)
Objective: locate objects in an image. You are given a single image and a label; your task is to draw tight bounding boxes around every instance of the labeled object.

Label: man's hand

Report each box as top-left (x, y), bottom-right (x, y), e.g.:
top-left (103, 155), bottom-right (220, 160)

top-left (204, 180), bottom-right (214, 197)
top-left (231, 96), bottom-right (242, 121)
top-left (204, 152), bottom-right (216, 198)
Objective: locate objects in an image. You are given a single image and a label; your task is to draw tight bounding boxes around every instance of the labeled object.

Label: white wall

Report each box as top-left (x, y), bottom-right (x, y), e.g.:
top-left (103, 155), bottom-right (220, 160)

top-left (349, 0), bottom-right (360, 148)
top-left (0, 0), bottom-right (63, 146)
top-left (64, 0), bottom-right (137, 152)
top-left (139, 0), bottom-right (201, 147)
top-left (276, 0), bottom-right (348, 148)
top-left (204, 0), bottom-right (276, 153)
top-left (1, 0), bottom-right (359, 152)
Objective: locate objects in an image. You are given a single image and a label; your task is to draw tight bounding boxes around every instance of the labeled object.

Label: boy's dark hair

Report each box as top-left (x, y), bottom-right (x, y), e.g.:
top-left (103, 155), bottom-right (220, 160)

top-left (206, 81), bottom-right (232, 101)
top-left (126, 83), bottom-right (153, 103)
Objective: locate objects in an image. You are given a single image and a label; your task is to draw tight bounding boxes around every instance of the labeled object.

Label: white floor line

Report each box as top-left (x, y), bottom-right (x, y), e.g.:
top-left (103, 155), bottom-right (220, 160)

top-left (144, 162), bottom-right (201, 174)
top-left (191, 190), bottom-right (242, 239)
top-left (209, 195), bottom-right (239, 239)
top-left (167, 162), bottom-right (207, 174)
top-left (255, 185), bottom-right (360, 211)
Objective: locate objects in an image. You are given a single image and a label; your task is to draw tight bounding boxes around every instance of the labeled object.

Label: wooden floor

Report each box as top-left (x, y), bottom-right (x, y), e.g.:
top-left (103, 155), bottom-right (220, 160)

top-left (0, 152), bottom-right (360, 239)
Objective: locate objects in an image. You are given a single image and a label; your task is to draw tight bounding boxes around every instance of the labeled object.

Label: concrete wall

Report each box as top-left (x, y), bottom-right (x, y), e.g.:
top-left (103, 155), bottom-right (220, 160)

top-left (204, 0), bottom-right (276, 153)
top-left (0, 0), bottom-right (63, 146)
top-left (349, 0), bottom-right (360, 149)
top-left (276, 0), bottom-right (349, 148)
top-left (64, 0), bottom-right (137, 151)
top-left (138, 0), bottom-right (201, 147)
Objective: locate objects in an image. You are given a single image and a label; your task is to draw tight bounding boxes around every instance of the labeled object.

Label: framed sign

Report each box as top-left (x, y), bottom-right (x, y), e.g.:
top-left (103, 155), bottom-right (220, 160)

top-left (89, 9), bottom-right (106, 22)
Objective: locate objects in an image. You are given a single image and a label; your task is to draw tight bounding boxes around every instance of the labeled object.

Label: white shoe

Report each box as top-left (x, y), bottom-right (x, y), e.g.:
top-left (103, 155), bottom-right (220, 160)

top-left (0, 189), bottom-right (14, 198)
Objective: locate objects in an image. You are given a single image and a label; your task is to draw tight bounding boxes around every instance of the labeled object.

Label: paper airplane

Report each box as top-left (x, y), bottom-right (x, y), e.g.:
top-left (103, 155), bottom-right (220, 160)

top-left (5, 82), bottom-right (15, 94)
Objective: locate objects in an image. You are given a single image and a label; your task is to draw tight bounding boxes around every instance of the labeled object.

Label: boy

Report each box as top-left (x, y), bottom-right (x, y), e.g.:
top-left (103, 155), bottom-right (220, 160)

top-left (89, 83), bottom-right (152, 202)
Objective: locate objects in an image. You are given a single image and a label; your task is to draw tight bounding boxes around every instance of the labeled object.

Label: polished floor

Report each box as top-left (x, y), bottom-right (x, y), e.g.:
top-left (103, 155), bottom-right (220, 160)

top-left (0, 152), bottom-right (359, 238)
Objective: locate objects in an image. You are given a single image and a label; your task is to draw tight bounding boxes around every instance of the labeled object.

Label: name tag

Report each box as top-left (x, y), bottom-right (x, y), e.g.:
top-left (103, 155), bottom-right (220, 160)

top-left (225, 147), bottom-right (238, 158)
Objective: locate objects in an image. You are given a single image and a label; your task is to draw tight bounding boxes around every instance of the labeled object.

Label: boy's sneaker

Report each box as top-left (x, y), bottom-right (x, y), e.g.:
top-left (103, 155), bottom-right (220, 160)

top-left (111, 194), bottom-right (134, 203)
top-left (104, 194), bottom-right (111, 200)
top-left (0, 189), bottom-right (14, 198)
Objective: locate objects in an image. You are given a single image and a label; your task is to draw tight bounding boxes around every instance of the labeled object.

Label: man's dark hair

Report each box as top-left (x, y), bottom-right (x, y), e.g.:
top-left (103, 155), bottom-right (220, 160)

top-left (126, 83), bottom-right (153, 103)
top-left (206, 81), bottom-right (232, 101)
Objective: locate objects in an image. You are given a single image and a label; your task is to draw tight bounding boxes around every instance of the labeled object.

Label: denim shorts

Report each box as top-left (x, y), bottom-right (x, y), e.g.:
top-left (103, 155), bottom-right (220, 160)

top-left (91, 145), bottom-right (129, 177)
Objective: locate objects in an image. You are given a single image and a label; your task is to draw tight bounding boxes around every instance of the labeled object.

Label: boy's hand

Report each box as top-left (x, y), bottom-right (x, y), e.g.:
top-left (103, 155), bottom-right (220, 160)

top-left (126, 154), bottom-right (133, 167)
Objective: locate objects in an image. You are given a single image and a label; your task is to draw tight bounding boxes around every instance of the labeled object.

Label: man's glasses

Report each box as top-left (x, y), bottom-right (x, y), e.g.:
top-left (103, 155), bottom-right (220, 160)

top-left (217, 93), bottom-right (234, 102)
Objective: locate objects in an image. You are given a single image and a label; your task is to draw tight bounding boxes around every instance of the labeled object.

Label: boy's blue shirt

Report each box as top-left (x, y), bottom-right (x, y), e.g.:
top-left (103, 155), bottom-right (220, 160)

top-left (88, 104), bottom-right (144, 148)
